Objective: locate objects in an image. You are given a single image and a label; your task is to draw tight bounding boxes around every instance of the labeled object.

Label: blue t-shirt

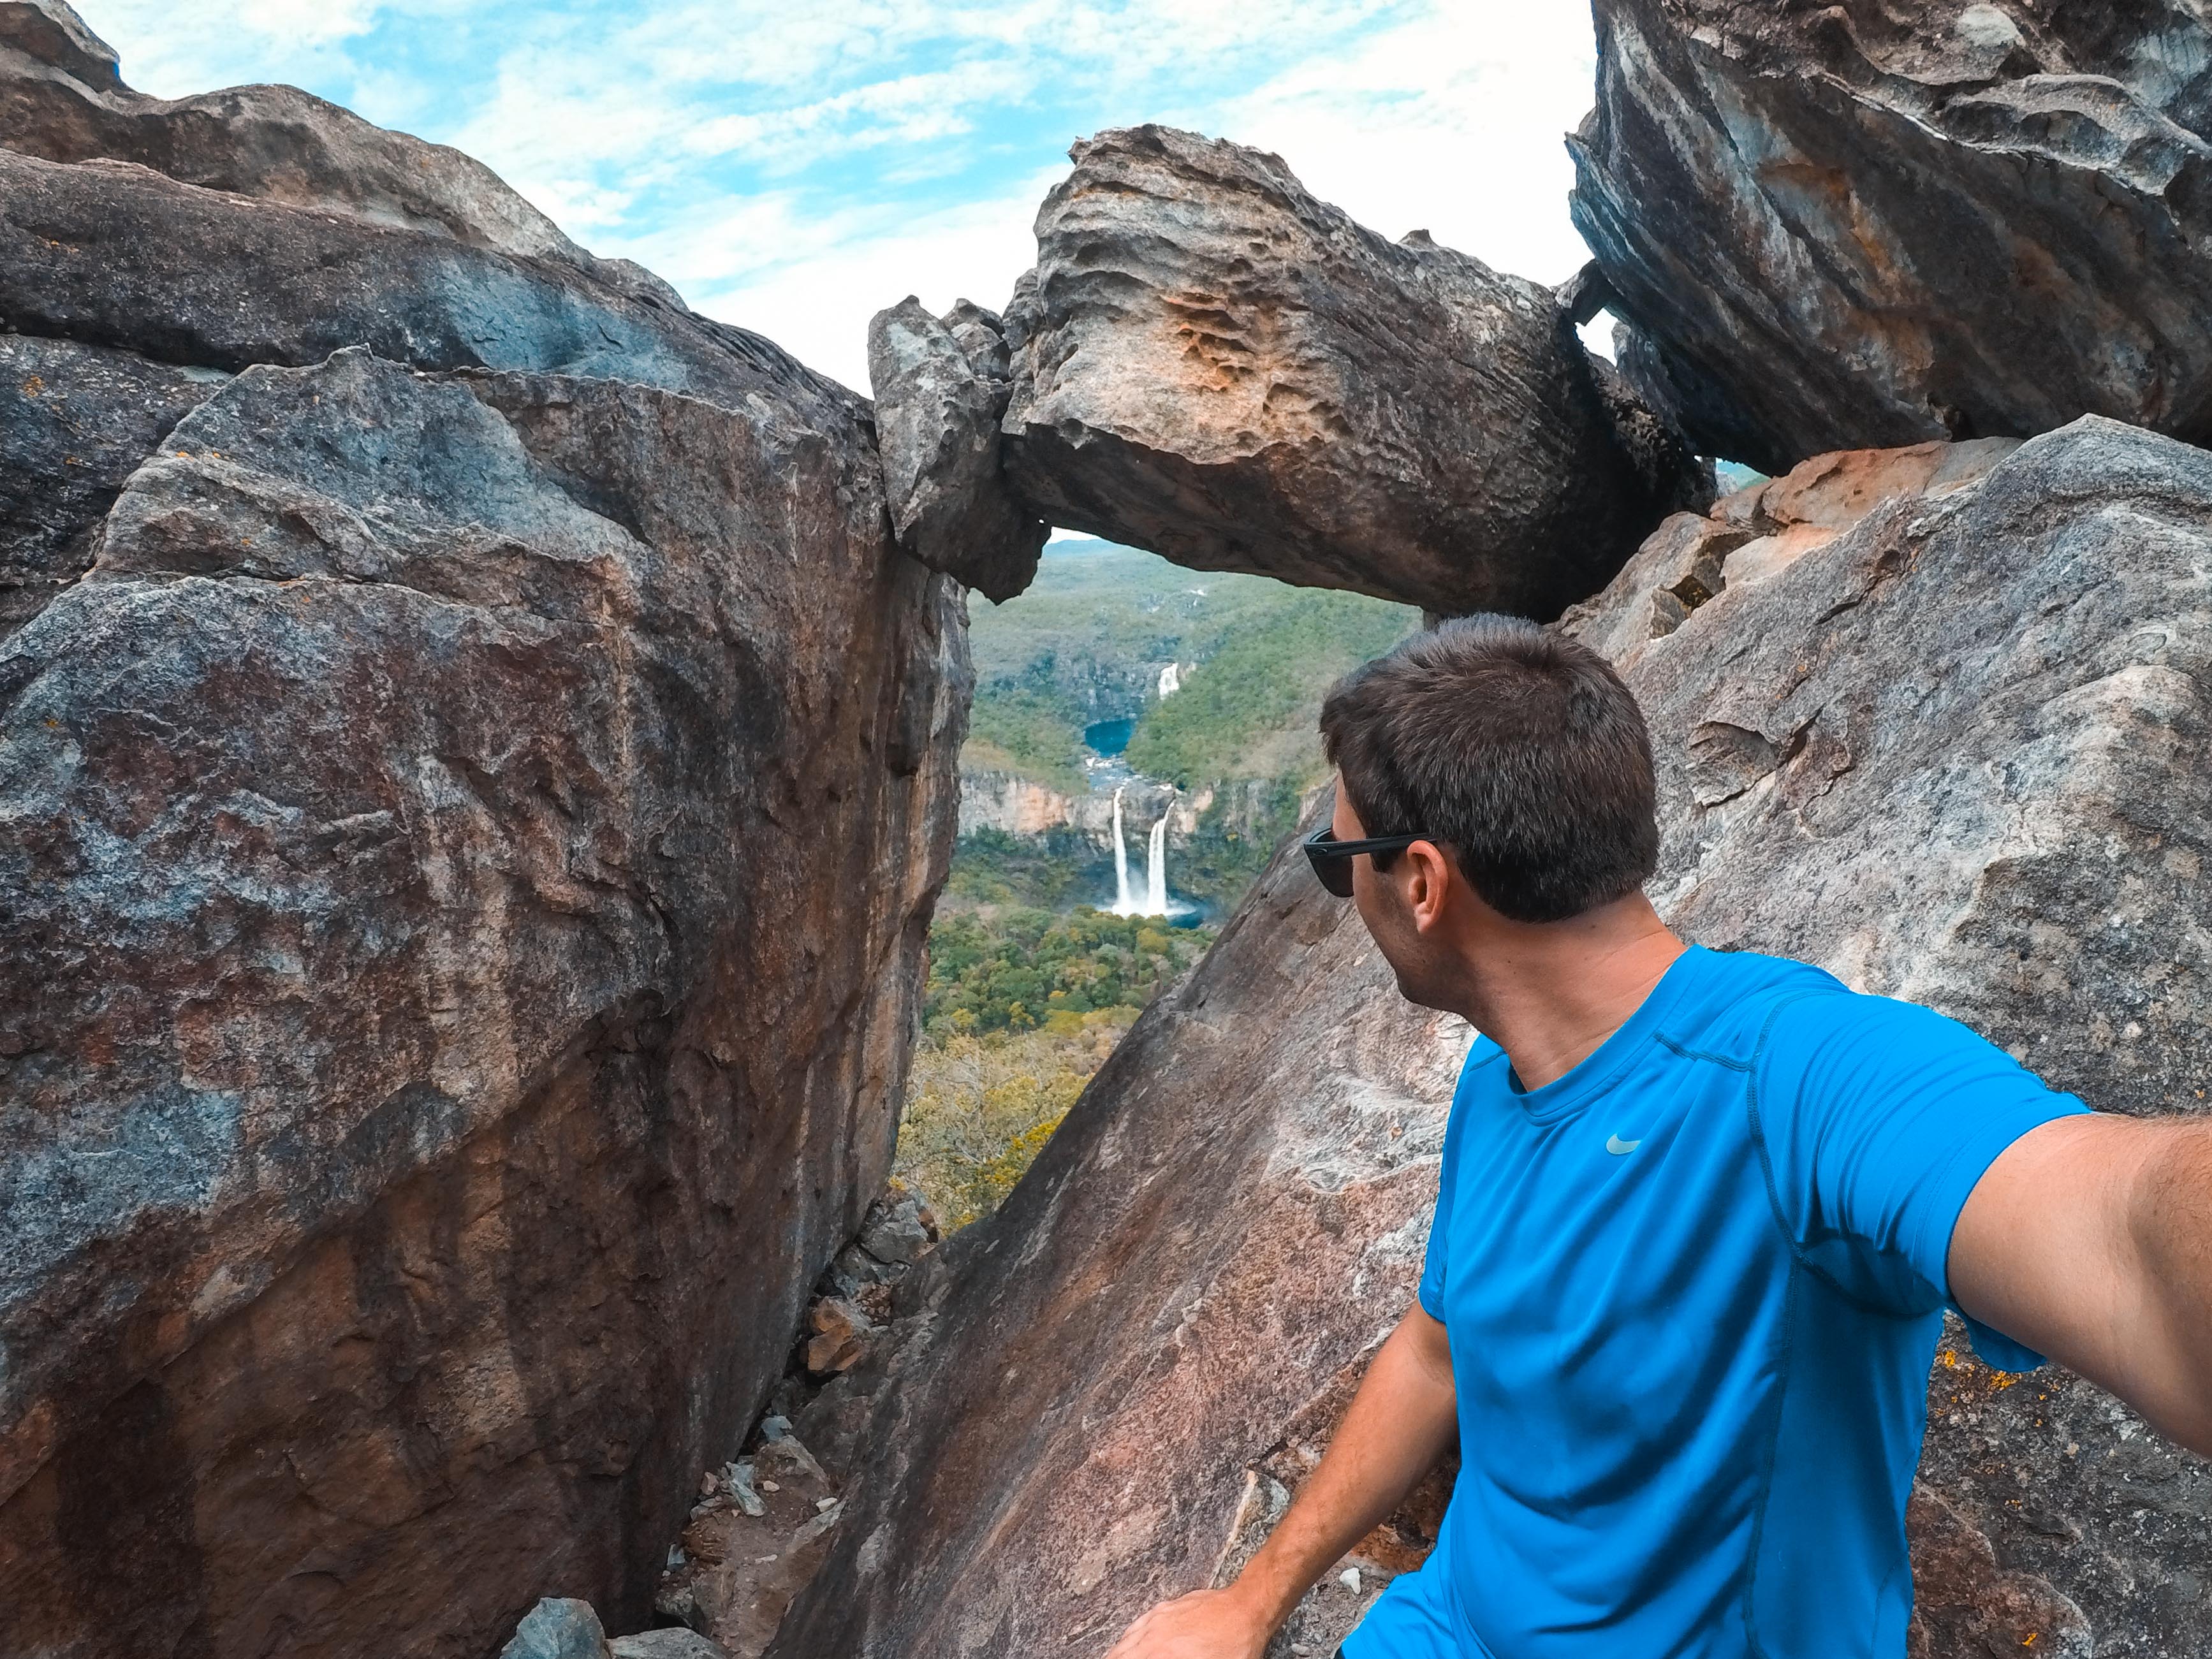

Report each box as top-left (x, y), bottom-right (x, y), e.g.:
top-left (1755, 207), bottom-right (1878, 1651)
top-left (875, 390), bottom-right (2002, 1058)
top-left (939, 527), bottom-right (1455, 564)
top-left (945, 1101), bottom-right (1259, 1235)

top-left (1343, 946), bottom-right (2087, 1659)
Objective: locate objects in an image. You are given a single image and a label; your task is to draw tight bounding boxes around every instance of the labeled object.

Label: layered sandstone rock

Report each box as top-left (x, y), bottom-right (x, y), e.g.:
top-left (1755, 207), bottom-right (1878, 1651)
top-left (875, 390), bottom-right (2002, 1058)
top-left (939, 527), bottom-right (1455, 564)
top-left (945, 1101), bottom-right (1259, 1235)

top-left (772, 421), bottom-right (2212, 1658)
top-left (1560, 436), bottom-right (2020, 666)
top-left (1571, 0), bottom-right (2212, 474)
top-left (0, 10), bottom-right (967, 1657)
top-left (995, 125), bottom-right (1708, 617)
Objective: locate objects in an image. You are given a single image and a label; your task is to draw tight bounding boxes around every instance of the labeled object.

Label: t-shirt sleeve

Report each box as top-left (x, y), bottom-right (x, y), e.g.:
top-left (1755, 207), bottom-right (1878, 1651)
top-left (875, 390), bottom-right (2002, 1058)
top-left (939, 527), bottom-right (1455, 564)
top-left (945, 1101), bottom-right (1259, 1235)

top-left (1752, 991), bottom-right (2090, 1367)
top-left (1417, 1042), bottom-right (1484, 1321)
top-left (1417, 1146), bottom-right (1454, 1321)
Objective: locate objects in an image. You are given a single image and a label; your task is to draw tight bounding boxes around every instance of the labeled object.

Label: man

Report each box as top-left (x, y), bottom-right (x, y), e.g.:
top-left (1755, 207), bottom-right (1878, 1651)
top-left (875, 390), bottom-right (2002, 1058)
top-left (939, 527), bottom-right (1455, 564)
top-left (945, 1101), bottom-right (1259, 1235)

top-left (1107, 615), bottom-right (2212, 1659)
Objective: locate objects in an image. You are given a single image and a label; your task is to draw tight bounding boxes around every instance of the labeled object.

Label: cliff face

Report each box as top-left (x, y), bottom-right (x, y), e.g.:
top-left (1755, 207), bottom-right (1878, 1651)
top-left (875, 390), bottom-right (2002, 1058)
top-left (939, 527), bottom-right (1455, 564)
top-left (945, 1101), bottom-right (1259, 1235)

top-left (770, 424), bottom-right (2212, 1658)
top-left (0, 9), bottom-right (968, 1656)
top-left (1571, 0), bottom-right (2212, 474)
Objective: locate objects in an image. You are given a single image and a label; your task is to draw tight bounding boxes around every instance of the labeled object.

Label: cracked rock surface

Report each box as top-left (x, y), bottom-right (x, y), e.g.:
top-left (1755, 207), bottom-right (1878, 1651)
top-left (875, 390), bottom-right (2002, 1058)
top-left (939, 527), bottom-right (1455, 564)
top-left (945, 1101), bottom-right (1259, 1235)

top-left (1572, 0), bottom-right (2212, 474)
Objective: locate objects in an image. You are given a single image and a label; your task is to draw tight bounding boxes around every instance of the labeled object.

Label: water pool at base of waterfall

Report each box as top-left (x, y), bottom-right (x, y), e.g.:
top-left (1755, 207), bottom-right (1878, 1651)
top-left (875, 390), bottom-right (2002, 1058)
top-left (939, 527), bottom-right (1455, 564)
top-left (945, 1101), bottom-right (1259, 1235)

top-left (1083, 716), bottom-right (1136, 756)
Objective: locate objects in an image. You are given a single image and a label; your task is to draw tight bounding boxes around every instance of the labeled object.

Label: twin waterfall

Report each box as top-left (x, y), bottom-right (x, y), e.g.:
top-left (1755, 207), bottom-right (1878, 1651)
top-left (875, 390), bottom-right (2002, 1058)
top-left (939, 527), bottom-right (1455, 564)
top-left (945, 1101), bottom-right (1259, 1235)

top-left (1110, 786), bottom-right (1177, 917)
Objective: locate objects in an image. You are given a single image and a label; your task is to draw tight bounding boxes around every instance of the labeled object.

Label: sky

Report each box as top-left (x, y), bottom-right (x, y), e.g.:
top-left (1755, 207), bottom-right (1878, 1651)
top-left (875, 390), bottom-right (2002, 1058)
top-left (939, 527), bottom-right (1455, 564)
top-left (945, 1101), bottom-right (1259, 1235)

top-left (84, 1), bottom-right (1605, 395)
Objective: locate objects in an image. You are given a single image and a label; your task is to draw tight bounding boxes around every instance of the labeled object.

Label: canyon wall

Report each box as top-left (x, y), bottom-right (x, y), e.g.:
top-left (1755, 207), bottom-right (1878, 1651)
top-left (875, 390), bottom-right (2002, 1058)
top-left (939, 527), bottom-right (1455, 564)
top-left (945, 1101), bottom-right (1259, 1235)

top-left (0, 8), bottom-right (968, 1655)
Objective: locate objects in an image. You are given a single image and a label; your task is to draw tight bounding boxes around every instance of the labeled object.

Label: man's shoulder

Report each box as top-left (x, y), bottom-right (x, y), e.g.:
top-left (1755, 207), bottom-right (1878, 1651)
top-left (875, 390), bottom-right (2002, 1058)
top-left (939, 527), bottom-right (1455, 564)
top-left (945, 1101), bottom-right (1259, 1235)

top-left (1716, 961), bottom-right (2033, 1104)
top-left (1653, 946), bottom-right (1853, 1062)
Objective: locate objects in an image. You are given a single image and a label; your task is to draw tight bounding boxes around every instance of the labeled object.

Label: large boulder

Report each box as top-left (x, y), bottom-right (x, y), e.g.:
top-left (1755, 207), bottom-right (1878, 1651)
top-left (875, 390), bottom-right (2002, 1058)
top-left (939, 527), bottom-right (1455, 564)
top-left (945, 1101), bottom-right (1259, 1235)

top-left (1571, 0), bottom-right (2212, 475)
top-left (0, 12), bottom-right (970, 1658)
top-left (995, 125), bottom-right (1708, 618)
top-left (0, 0), bottom-right (857, 657)
top-left (770, 418), bottom-right (2212, 1658)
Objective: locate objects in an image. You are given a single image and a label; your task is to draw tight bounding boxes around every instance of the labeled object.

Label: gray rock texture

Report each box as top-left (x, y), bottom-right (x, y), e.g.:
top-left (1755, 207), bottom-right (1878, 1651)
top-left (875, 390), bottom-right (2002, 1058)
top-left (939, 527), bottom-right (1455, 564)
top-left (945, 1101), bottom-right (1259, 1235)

top-left (501, 1598), bottom-right (612, 1659)
top-left (1572, 0), bottom-right (2212, 474)
top-left (772, 419), bottom-right (2212, 1658)
top-left (610, 1632), bottom-right (731, 1659)
top-left (868, 296), bottom-right (1046, 603)
top-left (997, 125), bottom-right (1708, 619)
top-left (0, 333), bottom-right (225, 640)
top-left (0, 13), bottom-right (969, 1659)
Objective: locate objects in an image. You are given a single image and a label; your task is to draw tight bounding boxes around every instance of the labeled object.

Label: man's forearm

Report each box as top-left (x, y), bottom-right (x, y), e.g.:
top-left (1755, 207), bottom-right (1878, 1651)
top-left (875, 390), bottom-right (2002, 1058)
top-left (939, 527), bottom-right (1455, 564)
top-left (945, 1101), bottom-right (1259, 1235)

top-left (2127, 1118), bottom-right (2212, 1453)
top-left (1227, 1308), bottom-right (1459, 1632)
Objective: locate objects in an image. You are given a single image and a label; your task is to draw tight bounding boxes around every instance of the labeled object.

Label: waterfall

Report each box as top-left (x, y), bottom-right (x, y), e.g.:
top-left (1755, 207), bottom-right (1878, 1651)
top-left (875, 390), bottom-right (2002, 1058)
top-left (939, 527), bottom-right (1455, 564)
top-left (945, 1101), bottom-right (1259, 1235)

top-left (1111, 786), bottom-right (1134, 913)
top-left (1157, 661), bottom-right (1181, 698)
top-left (1110, 786), bottom-right (1179, 917)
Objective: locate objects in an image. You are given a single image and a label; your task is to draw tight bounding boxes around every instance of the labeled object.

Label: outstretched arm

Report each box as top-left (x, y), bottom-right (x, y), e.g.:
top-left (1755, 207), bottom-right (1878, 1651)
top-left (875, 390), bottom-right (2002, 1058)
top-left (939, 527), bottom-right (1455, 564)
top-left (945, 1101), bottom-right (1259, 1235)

top-left (1949, 1111), bottom-right (2212, 1454)
top-left (1103, 1303), bottom-right (1458, 1659)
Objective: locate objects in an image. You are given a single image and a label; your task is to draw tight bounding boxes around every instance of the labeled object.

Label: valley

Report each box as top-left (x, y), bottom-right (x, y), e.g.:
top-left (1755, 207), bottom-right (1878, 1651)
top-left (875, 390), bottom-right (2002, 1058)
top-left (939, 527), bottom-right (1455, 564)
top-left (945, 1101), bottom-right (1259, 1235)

top-left (895, 537), bottom-right (1418, 1229)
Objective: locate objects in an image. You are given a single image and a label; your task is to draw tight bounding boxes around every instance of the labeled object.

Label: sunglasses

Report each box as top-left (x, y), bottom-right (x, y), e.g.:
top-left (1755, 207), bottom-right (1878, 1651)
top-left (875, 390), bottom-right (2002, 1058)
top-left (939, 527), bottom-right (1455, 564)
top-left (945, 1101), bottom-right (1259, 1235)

top-left (1303, 826), bottom-right (1435, 898)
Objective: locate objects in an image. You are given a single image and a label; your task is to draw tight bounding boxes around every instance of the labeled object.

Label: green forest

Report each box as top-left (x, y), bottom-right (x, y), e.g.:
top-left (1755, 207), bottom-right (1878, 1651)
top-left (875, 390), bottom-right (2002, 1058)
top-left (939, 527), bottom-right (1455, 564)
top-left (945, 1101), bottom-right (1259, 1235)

top-left (896, 906), bottom-right (1217, 1227)
top-left (1121, 587), bottom-right (1417, 787)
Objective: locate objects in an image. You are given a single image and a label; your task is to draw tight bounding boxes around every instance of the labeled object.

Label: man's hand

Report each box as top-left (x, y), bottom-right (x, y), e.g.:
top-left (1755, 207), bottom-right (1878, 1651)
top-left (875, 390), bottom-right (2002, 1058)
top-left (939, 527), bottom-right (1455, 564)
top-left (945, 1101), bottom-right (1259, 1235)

top-left (1103, 1305), bottom-right (1457, 1658)
top-left (1951, 1111), bottom-right (2212, 1454)
top-left (1101, 1586), bottom-right (1270, 1659)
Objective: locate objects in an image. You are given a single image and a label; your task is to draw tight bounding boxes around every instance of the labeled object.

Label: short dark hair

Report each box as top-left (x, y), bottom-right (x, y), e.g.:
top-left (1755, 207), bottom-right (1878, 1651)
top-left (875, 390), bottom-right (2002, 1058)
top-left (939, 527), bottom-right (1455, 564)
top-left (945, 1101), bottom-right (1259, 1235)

top-left (1319, 615), bottom-right (1658, 923)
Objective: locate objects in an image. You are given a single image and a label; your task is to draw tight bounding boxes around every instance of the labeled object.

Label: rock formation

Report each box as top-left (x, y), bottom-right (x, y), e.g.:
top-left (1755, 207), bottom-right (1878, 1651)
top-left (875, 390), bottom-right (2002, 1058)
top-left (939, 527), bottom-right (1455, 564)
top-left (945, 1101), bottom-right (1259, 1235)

top-left (1571, 0), bottom-right (2212, 474)
top-left (1, 333), bottom-right (223, 639)
top-left (771, 421), bottom-right (2212, 1658)
top-left (1558, 435), bottom-right (2021, 666)
top-left (868, 297), bottom-right (1048, 604)
top-left (0, 8), bottom-right (968, 1656)
top-left (992, 125), bottom-right (1708, 618)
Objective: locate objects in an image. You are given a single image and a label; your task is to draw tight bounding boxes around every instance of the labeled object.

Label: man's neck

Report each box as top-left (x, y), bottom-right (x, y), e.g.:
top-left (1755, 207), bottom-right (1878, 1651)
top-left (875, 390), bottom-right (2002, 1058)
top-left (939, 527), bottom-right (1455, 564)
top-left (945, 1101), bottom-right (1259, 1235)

top-left (1447, 896), bottom-right (1689, 1092)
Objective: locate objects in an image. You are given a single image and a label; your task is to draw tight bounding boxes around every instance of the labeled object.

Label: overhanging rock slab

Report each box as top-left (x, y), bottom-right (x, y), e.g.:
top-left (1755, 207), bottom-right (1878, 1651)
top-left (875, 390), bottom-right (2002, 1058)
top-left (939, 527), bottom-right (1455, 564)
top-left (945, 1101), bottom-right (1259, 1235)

top-left (996, 124), bottom-right (1708, 619)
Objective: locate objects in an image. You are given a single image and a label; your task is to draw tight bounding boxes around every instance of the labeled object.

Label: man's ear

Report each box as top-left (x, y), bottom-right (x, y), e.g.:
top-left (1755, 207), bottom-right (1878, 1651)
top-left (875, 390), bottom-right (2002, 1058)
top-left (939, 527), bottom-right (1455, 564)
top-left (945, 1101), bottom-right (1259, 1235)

top-left (1402, 840), bottom-right (1455, 933)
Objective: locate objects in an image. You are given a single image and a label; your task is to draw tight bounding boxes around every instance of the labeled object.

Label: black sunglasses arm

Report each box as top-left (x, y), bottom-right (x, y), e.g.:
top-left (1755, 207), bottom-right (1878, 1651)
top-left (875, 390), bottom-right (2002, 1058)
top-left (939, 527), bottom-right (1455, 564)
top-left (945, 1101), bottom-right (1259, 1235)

top-left (1303, 829), bottom-right (1430, 858)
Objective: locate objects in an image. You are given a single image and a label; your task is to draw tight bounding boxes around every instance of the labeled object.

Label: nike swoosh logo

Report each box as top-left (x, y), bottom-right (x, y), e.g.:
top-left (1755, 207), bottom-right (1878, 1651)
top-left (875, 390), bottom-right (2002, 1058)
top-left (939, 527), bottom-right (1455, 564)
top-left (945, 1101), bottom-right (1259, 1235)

top-left (1605, 1134), bottom-right (1641, 1155)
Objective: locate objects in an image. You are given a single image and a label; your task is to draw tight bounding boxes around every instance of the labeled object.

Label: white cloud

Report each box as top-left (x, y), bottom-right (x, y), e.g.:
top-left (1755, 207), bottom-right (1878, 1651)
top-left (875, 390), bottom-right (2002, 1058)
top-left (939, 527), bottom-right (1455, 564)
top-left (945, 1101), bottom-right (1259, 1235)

top-left (1206, 4), bottom-right (1598, 284)
top-left (663, 176), bottom-right (1058, 391)
top-left (86, 0), bottom-right (390, 96)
